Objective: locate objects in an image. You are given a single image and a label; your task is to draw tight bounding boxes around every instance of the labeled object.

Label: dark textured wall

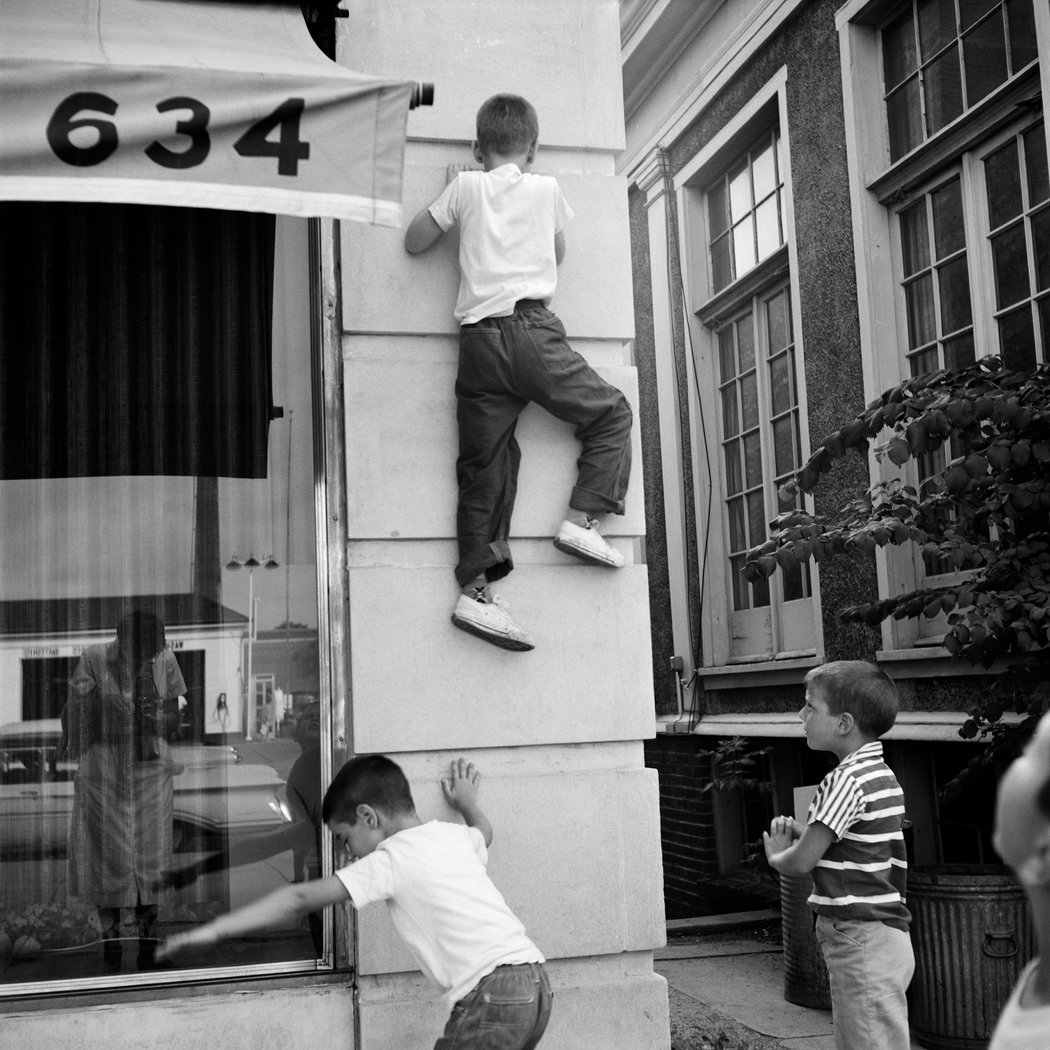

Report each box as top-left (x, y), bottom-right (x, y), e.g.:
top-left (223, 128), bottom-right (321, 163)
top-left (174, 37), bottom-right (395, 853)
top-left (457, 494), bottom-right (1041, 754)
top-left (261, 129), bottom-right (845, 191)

top-left (644, 735), bottom-right (720, 918)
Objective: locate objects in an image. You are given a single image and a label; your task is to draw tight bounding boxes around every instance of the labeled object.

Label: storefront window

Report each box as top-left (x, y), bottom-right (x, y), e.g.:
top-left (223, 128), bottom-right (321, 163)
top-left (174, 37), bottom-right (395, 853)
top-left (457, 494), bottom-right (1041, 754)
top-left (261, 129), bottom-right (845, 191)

top-left (0, 205), bottom-right (325, 989)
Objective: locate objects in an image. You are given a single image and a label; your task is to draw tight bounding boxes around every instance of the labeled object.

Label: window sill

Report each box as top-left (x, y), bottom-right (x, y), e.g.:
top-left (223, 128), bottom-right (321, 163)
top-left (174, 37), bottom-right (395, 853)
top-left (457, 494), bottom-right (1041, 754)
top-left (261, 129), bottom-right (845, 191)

top-left (875, 646), bottom-right (1001, 679)
top-left (695, 653), bottom-right (819, 689)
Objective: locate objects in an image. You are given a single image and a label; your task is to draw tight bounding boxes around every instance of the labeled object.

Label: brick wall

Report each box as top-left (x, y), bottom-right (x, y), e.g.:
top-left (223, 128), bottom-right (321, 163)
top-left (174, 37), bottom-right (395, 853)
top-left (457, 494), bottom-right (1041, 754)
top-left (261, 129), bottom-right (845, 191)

top-left (644, 734), bottom-right (720, 919)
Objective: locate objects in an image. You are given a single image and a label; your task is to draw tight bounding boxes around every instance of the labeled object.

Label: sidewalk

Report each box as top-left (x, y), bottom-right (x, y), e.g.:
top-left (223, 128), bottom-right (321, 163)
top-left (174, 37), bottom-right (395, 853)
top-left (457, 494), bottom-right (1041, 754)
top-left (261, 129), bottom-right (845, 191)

top-left (658, 912), bottom-right (924, 1050)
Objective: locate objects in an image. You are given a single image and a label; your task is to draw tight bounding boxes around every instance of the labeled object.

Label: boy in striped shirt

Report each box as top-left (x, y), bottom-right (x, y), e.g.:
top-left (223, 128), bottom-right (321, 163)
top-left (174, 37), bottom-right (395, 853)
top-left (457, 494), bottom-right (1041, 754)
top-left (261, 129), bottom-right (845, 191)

top-left (764, 660), bottom-right (913, 1050)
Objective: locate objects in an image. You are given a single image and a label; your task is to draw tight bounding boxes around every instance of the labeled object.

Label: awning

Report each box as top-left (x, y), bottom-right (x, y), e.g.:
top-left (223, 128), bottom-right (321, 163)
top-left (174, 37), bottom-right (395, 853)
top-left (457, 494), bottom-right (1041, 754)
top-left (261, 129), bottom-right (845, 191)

top-left (1, 0), bottom-right (425, 225)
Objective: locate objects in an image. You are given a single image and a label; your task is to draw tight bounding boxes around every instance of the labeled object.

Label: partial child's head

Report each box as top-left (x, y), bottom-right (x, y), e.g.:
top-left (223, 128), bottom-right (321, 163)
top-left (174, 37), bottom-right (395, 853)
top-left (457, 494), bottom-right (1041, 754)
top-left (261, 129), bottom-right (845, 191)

top-left (995, 710), bottom-right (1050, 888)
top-left (474, 94), bottom-right (539, 163)
top-left (322, 754), bottom-right (417, 859)
top-left (802, 661), bottom-right (899, 746)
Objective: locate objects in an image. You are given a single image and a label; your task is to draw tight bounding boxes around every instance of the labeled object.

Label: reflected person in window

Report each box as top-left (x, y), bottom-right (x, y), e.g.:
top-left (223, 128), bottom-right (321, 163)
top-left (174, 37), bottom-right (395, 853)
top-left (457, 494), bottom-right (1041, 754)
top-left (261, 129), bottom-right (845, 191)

top-left (60, 610), bottom-right (185, 972)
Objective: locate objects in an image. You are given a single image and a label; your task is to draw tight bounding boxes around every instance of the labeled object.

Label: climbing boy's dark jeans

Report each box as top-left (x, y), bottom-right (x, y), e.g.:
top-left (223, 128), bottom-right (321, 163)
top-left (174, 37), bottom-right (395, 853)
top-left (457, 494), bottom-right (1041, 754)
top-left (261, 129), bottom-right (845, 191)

top-left (454, 300), bottom-right (632, 587)
top-left (434, 962), bottom-right (553, 1050)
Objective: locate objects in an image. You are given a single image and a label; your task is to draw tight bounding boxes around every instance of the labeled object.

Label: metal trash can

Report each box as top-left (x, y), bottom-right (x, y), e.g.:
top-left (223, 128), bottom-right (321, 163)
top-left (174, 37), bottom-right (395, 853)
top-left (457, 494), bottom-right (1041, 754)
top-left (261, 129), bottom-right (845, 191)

top-left (781, 872), bottom-right (831, 1010)
top-left (908, 865), bottom-right (1034, 1049)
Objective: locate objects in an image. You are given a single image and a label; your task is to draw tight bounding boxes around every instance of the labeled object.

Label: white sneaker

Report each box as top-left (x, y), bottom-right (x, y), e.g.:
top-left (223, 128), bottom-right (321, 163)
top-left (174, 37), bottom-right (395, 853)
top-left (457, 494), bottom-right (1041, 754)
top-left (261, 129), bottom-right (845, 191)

top-left (553, 518), bottom-right (624, 568)
top-left (451, 588), bottom-right (534, 651)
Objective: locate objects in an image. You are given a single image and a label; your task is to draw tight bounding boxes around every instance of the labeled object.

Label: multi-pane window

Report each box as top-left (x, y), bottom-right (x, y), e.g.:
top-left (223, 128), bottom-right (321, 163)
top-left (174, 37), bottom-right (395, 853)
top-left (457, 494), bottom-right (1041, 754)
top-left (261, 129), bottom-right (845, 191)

top-left (717, 286), bottom-right (810, 624)
top-left (985, 123), bottom-right (1050, 367)
top-left (882, 0), bottom-right (1037, 162)
top-left (707, 129), bottom-right (785, 293)
top-left (899, 176), bottom-right (976, 376)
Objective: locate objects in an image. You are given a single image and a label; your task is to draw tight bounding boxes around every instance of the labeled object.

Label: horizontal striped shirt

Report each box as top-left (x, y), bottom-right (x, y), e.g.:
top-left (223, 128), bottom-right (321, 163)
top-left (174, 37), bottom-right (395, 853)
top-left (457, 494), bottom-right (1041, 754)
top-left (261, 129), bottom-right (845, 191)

top-left (807, 741), bottom-right (910, 931)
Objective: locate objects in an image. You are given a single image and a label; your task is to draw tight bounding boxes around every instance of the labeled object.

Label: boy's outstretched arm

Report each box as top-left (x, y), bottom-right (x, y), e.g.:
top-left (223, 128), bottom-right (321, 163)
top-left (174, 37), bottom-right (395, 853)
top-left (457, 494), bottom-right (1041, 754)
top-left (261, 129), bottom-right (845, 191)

top-left (763, 815), bottom-right (835, 876)
top-left (155, 875), bottom-right (350, 961)
top-left (442, 757), bottom-right (494, 846)
top-left (405, 206), bottom-right (445, 255)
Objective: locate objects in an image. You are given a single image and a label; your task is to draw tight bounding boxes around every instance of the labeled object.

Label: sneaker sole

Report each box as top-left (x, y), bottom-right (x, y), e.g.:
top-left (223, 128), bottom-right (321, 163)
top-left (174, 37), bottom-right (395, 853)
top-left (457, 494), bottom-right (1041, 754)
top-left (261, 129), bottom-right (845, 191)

top-left (553, 536), bottom-right (623, 568)
top-left (451, 614), bottom-right (535, 652)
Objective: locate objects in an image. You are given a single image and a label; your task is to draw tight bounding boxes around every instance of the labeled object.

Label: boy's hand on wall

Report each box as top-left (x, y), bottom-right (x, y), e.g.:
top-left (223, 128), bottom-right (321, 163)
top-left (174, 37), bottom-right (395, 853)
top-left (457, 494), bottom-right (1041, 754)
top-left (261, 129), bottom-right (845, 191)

top-left (442, 757), bottom-right (482, 810)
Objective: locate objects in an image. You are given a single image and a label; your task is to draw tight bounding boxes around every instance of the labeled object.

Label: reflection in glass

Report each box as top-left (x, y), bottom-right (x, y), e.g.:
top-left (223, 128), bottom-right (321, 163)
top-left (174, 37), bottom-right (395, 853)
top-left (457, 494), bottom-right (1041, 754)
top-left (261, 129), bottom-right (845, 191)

top-left (991, 224), bottom-right (1031, 309)
top-left (906, 274), bottom-right (937, 347)
top-left (985, 139), bottom-right (1023, 229)
top-left (938, 256), bottom-right (974, 334)
top-left (999, 306), bottom-right (1036, 369)
top-left (922, 44), bottom-right (963, 135)
top-left (0, 213), bottom-right (323, 987)
top-left (963, 12), bottom-right (1009, 105)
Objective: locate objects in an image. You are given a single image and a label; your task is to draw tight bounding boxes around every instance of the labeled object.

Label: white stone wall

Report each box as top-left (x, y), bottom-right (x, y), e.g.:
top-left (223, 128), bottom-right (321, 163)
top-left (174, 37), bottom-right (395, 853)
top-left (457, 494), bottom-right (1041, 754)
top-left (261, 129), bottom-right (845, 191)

top-left (340, 1), bottom-right (669, 1047)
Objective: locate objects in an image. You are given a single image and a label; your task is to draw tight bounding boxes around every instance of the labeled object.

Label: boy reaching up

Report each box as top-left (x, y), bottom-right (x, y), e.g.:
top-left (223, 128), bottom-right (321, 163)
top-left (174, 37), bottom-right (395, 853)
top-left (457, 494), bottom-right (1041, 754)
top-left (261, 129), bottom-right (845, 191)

top-left (764, 660), bottom-right (913, 1050)
top-left (159, 756), bottom-right (552, 1050)
top-left (406, 93), bottom-right (633, 653)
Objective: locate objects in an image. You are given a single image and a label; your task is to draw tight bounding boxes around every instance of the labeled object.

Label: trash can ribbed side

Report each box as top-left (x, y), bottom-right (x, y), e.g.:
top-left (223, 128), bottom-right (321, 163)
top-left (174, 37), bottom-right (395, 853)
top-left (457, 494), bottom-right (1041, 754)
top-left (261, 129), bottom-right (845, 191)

top-left (908, 865), bottom-right (1034, 1050)
top-left (781, 872), bottom-right (831, 1010)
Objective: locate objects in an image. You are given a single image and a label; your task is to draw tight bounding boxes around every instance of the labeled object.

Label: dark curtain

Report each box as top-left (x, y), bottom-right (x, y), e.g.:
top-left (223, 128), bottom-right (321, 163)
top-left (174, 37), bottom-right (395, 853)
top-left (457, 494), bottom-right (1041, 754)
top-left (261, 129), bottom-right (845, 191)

top-left (0, 202), bottom-right (275, 480)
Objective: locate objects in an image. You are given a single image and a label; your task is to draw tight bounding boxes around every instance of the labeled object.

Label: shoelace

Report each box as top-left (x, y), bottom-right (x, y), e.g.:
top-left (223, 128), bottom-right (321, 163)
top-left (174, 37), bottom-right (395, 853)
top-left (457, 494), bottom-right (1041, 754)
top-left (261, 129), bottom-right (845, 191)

top-left (467, 587), bottom-right (511, 610)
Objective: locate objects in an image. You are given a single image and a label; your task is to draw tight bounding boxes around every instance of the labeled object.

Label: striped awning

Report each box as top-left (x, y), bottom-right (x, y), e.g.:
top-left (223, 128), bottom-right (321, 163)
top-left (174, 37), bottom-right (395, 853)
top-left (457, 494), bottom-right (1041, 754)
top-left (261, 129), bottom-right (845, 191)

top-left (0, 0), bottom-right (425, 225)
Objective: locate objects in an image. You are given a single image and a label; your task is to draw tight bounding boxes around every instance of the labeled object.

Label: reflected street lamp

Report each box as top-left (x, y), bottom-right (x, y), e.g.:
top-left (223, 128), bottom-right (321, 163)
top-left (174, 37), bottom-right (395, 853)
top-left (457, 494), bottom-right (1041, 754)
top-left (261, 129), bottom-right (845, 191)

top-left (227, 553), bottom-right (278, 741)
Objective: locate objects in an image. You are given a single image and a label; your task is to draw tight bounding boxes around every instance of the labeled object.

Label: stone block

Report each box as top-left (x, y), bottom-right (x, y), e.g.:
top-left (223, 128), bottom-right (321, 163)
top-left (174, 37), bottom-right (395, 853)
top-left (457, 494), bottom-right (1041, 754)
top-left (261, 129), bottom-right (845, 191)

top-left (346, 563), bottom-right (655, 752)
top-left (343, 342), bottom-right (644, 539)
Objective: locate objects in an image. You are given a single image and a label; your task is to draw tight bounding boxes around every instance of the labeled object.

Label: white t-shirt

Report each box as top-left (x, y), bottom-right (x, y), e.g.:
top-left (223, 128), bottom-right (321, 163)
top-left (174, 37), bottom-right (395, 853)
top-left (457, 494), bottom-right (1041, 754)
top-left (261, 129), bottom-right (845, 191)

top-left (335, 821), bottom-right (543, 1005)
top-left (989, 959), bottom-right (1050, 1049)
top-left (428, 164), bottom-right (574, 324)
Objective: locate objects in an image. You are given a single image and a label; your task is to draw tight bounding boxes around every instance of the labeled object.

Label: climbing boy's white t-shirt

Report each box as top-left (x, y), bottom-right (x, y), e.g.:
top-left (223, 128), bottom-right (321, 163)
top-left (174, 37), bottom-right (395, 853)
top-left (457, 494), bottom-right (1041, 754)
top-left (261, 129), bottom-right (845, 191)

top-left (428, 163), bottom-right (574, 324)
top-left (334, 821), bottom-right (543, 1005)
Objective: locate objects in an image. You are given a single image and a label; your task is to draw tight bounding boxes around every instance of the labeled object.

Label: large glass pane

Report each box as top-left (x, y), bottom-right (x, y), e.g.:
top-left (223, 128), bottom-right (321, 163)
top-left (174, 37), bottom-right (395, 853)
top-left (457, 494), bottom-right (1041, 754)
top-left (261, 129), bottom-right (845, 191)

top-left (906, 273), bottom-right (937, 347)
top-left (721, 385), bottom-right (740, 439)
top-left (900, 201), bottom-right (931, 276)
top-left (743, 432), bottom-right (763, 488)
top-left (999, 305), bottom-right (1036, 369)
top-left (766, 289), bottom-right (790, 353)
top-left (711, 235), bottom-right (733, 292)
top-left (1007, 0), bottom-right (1038, 69)
top-left (724, 440), bottom-right (743, 495)
top-left (883, 9), bottom-right (918, 89)
top-left (959, 0), bottom-right (1000, 31)
top-left (909, 345), bottom-right (939, 375)
top-left (732, 216), bottom-right (757, 277)
top-left (730, 553), bottom-right (749, 611)
top-left (708, 179), bottom-right (729, 239)
top-left (718, 328), bottom-right (736, 380)
top-left (918, 0), bottom-right (957, 61)
top-left (752, 138), bottom-right (777, 203)
top-left (728, 159), bottom-right (752, 221)
top-left (931, 178), bottom-right (966, 258)
top-left (1033, 207), bottom-right (1050, 292)
top-left (751, 571), bottom-right (770, 610)
top-left (1025, 124), bottom-right (1050, 206)
top-left (0, 209), bottom-right (324, 985)
top-left (963, 12), bottom-right (1009, 105)
top-left (782, 562), bottom-right (805, 602)
top-left (938, 256), bottom-right (974, 333)
top-left (747, 490), bottom-right (767, 545)
top-left (1040, 297), bottom-right (1050, 359)
top-left (755, 196), bottom-right (781, 262)
top-left (772, 416), bottom-right (796, 477)
top-left (741, 372), bottom-right (759, 431)
top-left (728, 497), bottom-right (746, 551)
top-left (737, 314), bottom-right (756, 371)
top-left (769, 355), bottom-right (792, 418)
top-left (888, 79), bottom-right (923, 161)
top-left (985, 141), bottom-right (1023, 229)
top-left (923, 43), bottom-right (964, 135)
top-left (944, 331), bottom-right (977, 369)
top-left (991, 223), bottom-right (1031, 308)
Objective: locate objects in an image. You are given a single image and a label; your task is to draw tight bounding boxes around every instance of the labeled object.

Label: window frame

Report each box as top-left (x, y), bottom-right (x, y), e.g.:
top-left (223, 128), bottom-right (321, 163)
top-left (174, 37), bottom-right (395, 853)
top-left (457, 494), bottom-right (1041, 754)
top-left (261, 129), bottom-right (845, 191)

top-left (837, 0), bottom-right (1050, 656)
top-left (676, 72), bottom-right (822, 671)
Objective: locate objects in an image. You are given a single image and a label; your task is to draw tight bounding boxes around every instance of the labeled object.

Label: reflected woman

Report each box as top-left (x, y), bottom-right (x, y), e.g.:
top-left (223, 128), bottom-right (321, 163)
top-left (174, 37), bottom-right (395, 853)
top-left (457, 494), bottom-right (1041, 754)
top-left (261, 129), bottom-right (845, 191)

top-left (60, 610), bottom-right (186, 972)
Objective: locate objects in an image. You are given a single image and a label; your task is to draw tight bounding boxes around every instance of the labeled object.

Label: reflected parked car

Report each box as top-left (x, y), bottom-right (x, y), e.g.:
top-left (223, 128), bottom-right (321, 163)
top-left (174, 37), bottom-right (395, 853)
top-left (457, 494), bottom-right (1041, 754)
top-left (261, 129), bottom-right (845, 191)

top-left (0, 720), bottom-right (288, 859)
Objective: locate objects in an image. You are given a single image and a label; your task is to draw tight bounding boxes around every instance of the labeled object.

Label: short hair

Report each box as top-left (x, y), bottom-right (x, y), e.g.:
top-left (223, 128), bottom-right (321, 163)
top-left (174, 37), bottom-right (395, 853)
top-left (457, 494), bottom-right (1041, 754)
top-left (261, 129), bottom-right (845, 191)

top-left (805, 660), bottom-right (899, 738)
top-left (475, 94), bottom-right (539, 157)
top-left (116, 610), bottom-right (166, 659)
top-left (322, 754), bottom-right (416, 825)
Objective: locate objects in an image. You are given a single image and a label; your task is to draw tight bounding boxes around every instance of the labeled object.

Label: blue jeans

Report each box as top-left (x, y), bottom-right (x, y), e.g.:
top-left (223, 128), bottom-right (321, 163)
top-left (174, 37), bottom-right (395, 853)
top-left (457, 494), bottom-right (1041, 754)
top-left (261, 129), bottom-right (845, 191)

top-left (434, 962), bottom-right (553, 1050)
top-left (454, 300), bottom-right (632, 586)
